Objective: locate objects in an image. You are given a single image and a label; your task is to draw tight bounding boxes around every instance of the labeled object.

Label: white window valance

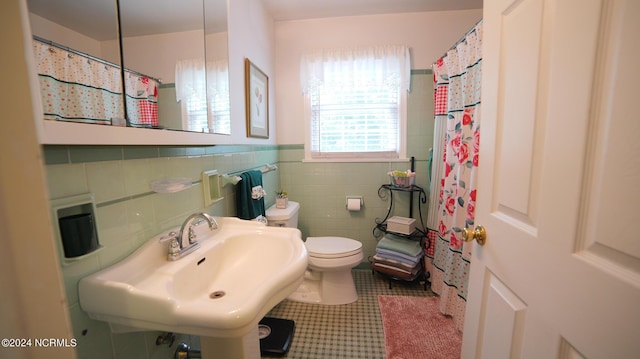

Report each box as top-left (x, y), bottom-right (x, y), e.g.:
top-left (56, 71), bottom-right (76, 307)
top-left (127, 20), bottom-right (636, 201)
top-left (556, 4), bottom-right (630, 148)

top-left (300, 45), bottom-right (411, 94)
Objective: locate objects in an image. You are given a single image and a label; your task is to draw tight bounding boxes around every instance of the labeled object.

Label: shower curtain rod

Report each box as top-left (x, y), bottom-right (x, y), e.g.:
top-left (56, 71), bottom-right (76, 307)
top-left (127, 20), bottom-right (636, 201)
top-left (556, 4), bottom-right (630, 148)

top-left (432, 18), bottom-right (483, 66)
top-left (33, 35), bottom-right (162, 83)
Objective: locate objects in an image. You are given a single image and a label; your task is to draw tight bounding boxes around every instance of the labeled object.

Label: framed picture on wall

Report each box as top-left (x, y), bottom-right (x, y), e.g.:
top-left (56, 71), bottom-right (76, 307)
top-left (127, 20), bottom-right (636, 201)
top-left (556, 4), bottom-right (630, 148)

top-left (245, 58), bottom-right (269, 138)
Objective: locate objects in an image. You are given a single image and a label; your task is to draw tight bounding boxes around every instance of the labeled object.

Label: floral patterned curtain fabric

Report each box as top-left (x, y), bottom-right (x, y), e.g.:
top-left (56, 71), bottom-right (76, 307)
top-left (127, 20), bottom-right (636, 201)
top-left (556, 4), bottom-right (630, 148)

top-left (124, 71), bottom-right (159, 127)
top-left (33, 41), bottom-right (124, 124)
top-left (426, 21), bottom-right (482, 333)
top-left (33, 40), bottom-right (159, 126)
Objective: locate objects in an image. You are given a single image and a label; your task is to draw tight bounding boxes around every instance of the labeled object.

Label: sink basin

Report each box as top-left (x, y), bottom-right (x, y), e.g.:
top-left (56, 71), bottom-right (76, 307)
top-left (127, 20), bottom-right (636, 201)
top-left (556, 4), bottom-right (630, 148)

top-left (79, 217), bottom-right (308, 339)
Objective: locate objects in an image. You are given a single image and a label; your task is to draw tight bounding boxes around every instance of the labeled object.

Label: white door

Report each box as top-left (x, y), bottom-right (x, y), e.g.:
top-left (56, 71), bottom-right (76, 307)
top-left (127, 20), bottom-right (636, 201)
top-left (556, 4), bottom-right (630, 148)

top-left (462, 0), bottom-right (640, 358)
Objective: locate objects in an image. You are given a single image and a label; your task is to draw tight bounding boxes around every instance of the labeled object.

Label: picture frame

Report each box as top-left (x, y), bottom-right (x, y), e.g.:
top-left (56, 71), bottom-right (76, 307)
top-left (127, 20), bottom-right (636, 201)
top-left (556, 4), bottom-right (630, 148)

top-left (244, 58), bottom-right (269, 138)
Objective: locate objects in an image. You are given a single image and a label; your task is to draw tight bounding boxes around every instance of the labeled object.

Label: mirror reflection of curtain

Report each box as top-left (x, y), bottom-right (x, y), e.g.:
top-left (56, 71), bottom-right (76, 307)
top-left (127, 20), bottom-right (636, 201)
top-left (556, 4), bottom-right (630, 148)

top-left (175, 58), bottom-right (229, 133)
top-left (33, 40), bottom-right (124, 124)
top-left (124, 72), bottom-right (159, 127)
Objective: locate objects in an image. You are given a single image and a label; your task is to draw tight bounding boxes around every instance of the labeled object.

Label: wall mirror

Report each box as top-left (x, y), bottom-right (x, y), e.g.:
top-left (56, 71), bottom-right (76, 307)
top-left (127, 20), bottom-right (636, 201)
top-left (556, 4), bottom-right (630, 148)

top-left (26, 0), bottom-right (231, 142)
top-left (27, 0), bottom-right (123, 125)
top-left (120, 0), bottom-right (230, 135)
top-left (203, 0), bottom-right (231, 135)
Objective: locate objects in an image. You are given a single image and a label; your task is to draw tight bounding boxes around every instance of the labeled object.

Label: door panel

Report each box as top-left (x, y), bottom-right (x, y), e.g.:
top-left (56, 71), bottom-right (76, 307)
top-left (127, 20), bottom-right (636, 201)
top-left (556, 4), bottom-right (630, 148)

top-left (579, 0), bottom-right (640, 271)
top-left (495, 0), bottom-right (543, 221)
top-left (478, 273), bottom-right (527, 359)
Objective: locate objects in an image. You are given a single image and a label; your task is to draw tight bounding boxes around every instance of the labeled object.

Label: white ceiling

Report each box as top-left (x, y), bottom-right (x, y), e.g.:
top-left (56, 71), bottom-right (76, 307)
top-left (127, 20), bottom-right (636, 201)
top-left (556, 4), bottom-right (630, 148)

top-left (27, 0), bottom-right (483, 41)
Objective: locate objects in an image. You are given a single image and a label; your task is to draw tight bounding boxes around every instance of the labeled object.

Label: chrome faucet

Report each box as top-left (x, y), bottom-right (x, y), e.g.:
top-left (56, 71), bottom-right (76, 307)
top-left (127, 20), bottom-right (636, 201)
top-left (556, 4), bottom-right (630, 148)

top-left (167, 212), bottom-right (218, 261)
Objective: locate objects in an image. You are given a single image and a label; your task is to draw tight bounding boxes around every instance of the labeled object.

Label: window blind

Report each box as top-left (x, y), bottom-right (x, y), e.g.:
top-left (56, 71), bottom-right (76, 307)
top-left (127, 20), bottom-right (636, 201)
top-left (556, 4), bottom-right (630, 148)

top-left (185, 94), bottom-right (208, 132)
top-left (310, 85), bottom-right (399, 156)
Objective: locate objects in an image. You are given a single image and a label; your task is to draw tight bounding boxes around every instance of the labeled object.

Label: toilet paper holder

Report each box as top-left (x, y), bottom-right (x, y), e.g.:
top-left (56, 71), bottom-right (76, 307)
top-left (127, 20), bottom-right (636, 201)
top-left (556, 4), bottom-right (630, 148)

top-left (345, 196), bottom-right (364, 208)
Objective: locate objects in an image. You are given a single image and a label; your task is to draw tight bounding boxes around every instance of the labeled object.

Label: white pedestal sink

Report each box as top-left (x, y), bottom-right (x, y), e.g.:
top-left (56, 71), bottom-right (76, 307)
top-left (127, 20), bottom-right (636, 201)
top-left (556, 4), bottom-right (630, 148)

top-left (79, 217), bottom-right (308, 359)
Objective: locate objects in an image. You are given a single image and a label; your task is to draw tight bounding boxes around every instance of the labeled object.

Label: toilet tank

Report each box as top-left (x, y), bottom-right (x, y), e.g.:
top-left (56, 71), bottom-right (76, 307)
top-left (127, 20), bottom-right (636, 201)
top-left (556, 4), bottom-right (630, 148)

top-left (266, 201), bottom-right (300, 227)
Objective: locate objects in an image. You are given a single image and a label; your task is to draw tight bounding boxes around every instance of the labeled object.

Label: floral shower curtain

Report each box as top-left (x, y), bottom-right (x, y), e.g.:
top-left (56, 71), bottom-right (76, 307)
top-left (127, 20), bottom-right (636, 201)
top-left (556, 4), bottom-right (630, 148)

top-left (425, 21), bottom-right (482, 332)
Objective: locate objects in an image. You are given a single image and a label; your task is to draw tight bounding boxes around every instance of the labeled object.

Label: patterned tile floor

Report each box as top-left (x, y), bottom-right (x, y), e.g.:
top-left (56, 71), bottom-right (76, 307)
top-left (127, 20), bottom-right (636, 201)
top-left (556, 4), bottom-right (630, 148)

top-left (262, 269), bottom-right (435, 359)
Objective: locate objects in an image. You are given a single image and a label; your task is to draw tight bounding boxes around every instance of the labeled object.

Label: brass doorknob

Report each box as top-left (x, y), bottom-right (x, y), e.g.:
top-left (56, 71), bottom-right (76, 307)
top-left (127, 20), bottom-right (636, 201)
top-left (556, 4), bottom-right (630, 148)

top-left (461, 225), bottom-right (486, 245)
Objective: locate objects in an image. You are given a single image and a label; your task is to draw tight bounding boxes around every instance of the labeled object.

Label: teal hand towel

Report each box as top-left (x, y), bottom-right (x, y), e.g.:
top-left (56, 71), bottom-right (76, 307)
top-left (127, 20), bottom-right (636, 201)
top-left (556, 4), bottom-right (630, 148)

top-left (236, 170), bottom-right (265, 220)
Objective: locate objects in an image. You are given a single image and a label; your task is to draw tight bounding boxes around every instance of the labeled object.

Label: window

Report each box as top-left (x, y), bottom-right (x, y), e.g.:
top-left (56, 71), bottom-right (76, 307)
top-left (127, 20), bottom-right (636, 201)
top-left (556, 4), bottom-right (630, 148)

top-left (301, 45), bottom-right (411, 161)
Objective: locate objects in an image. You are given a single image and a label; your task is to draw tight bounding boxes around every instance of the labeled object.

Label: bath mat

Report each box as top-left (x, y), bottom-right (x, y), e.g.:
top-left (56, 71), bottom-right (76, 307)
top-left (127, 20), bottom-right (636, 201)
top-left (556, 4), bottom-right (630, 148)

top-left (378, 295), bottom-right (462, 359)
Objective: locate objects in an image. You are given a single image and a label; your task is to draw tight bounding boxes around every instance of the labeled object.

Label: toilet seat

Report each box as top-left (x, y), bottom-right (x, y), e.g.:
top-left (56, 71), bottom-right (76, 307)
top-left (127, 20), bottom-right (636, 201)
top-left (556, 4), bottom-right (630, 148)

top-left (305, 236), bottom-right (362, 259)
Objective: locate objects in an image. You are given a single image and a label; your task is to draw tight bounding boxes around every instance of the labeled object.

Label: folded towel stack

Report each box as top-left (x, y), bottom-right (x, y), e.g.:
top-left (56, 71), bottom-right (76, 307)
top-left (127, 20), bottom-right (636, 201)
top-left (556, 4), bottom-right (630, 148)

top-left (372, 234), bottom-right (424, 281)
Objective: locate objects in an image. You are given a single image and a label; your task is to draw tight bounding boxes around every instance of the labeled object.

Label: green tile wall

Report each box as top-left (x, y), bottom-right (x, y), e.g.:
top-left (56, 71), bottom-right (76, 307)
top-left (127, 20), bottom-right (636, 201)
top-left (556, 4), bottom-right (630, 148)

top-left (42, 71), bottom-right (434, 358)
top-left (44, 144), bottom-right (280, 358)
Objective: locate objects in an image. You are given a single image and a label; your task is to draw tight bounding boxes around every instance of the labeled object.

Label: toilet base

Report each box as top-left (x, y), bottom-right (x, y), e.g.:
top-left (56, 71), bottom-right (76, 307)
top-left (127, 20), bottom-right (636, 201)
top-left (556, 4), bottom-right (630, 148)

top-left (287, 269), bottom-right (358, 305)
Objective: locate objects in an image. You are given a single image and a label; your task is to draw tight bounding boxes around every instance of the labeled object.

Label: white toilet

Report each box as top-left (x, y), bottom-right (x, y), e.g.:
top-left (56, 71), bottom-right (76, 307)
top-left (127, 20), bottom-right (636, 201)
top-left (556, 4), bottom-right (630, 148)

top-left (266, 201), bottom-right (363, 305)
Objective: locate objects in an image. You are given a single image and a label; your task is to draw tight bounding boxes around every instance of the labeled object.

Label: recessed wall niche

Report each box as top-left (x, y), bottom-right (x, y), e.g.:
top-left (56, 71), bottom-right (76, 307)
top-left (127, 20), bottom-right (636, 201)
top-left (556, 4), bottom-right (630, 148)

top-left (51, 193), bottom-right (102, 265)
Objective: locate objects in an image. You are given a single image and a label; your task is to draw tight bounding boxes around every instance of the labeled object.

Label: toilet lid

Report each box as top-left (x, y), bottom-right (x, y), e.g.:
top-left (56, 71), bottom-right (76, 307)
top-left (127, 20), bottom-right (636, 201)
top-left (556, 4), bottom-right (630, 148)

top-left (305, 237), bottom-right (362, 259)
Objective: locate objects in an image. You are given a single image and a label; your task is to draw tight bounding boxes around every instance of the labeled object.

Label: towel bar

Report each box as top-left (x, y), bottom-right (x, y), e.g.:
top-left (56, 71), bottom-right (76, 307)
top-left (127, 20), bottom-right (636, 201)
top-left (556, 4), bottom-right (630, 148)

top-left (221, 175), bottom-right (242, 186)
top-left (221, 164), bottom-right (278, 186)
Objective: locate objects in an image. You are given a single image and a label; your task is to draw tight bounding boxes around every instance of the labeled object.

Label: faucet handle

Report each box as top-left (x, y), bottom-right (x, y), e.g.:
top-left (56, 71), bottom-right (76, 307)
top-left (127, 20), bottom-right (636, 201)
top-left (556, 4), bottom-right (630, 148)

top-left (188, 219), bottom-right (208, 243)
top-left (159, 231), bottom-right (178, 243)
top-left (188, 227), bottom-right (197, 244)
top-left (168, 238), bottom-right (180, 255)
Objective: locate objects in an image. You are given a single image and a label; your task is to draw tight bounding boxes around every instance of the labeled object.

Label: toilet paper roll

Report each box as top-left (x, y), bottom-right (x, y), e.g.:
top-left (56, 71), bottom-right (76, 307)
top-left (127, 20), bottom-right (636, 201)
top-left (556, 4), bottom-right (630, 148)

top-left (347, 198), bottom-right (361, 211)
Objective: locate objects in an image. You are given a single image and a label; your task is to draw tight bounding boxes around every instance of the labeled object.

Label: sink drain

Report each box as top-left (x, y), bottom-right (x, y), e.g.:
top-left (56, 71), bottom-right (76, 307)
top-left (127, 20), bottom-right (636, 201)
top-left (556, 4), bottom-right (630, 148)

top-left (209, 291), bottom-right (225, 299)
